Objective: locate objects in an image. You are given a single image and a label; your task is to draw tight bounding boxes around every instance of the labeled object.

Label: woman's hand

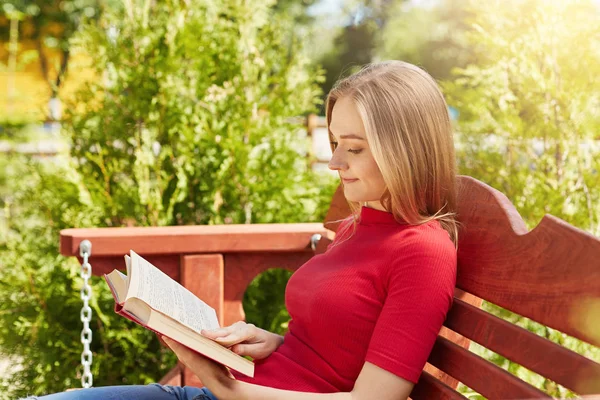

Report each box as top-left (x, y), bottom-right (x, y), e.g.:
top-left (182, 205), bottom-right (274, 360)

top-left (202, 321), bottom-right (283, 360)
top-left (162, 337), bottom-right (243, 400)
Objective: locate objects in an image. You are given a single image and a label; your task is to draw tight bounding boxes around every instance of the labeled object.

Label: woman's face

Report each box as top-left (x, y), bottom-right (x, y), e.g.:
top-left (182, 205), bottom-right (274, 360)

top-left (328, 96), bottom-right (387, 211)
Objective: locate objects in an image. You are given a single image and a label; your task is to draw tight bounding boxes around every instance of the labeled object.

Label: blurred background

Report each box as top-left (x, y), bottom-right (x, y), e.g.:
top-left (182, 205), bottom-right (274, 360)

top-left (0, 0), bottom-right (599, 398)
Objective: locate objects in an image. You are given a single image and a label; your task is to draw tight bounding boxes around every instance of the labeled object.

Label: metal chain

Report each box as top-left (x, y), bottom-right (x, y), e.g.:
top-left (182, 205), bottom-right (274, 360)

top-left (79, 240), bottom-right (93, 388)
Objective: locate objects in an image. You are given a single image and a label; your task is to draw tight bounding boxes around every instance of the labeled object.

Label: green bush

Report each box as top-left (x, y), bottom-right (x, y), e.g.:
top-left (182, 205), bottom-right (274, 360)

top-left (0, 157), bottom-right (173, 395)
top-left (0, 0), bottom-right (335, 397)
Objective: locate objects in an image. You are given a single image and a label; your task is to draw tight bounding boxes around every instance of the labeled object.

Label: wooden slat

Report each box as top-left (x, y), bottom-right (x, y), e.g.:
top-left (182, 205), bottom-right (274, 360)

top-left (158, 364), bottom-right (182, 386)
top-left (410, 371), bottom-right (467, 400)
top-left (428, 336), bottom-right (551, 399)
top-left (181, 254), bottom-right (224, 324)
top-left (314, 236), bottom-right (333, 255)
top-left (423, 289), bottom-right (483, 390)
top-left (60, 223), bottom-right (331, 256)
top-left (445, 298), bottom-right (600, 394)
top-left (82, 254), bottom-right (180, 278)
top-left (456, 176), bottom-right (600, 347)
top-left (181, 254), bottom-right (224, 388)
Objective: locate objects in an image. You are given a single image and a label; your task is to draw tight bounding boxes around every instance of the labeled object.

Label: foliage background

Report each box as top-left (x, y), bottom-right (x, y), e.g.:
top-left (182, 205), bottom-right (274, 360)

top-left (1, 0), bottom-right (599, 399)
top-left (0, 0), bottom-right (336, 397)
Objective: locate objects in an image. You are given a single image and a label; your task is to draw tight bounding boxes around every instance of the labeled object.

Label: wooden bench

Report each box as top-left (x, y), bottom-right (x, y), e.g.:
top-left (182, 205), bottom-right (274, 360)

top-left (60, 176), bottom-right (600, 398)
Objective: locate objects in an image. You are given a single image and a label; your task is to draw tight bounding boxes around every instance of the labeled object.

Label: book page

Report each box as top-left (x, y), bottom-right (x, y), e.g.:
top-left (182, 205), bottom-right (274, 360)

top-left (126, 250), bottom-right (220, 333)
top-left (105, 270), bottom-right (128, 304)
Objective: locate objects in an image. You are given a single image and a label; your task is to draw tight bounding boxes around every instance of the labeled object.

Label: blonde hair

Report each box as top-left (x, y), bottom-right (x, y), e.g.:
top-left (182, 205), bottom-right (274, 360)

top-left (326, 60), bottom-right (459, 247)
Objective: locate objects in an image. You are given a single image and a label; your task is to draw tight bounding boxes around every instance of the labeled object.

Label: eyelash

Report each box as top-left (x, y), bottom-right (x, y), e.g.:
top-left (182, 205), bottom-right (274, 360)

top-left (330, 141), bottom-right (363, 154)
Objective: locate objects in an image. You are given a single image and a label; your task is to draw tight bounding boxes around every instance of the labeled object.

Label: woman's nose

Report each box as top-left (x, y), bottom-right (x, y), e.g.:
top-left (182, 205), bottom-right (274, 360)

top-left (328, 150), bottom-right (348, 171)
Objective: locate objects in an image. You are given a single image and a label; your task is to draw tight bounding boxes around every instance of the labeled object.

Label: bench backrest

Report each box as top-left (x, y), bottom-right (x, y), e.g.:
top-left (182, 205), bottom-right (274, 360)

top-left (322, 175), bottom-right (600, 399)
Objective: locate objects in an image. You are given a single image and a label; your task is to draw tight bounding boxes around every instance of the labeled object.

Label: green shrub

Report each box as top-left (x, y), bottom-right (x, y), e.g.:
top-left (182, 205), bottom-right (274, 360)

top-left (0, 0), bottom-right (335, 397)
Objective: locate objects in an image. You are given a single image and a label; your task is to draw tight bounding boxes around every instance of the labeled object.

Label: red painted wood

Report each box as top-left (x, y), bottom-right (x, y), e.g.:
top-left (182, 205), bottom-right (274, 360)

top-left (80, 254), bottom-right (179, 280)
top-left (428, 336), bottom-right (551, 399)
top-left (410, 371), bottom-right (468, 400)
top-left (180, 255), bottom-right (225, 387)
top-left (181, 254), bottom-right (224, 324)
top-left (223, 252), bottom-right (314, 326)
top-left (314, 235), bottom-right (333, 255)
top-left (60, 223), bottom-right (328, 256)
top-left (445, 298), bottom-right (600, 394)
top-left (423, 289), bottom-right (482, 389)
top-left (158, 365), bottom-right (182, 386)
top-left (455, 176), bottom-right (600, 347)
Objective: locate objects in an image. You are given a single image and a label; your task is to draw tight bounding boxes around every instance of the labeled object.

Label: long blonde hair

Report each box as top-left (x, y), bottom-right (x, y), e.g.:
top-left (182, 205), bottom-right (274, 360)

top-left (326, 60), bottom-right (458, 247)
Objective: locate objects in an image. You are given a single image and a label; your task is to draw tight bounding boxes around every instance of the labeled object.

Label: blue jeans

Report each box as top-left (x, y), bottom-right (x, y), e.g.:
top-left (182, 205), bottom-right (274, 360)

top-left (22, 384), bottom-right (217, 400)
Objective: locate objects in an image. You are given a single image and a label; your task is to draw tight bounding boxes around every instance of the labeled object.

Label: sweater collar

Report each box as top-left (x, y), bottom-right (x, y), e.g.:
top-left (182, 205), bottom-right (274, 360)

top-left (359, 206), bottom-right (400, 225)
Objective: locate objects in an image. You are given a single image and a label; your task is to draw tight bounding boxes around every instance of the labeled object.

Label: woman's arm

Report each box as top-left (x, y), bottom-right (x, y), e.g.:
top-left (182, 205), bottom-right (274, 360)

top-left (231, 362), bottom-right (414, 400)
top-left (162, 338), bottom-right (414, 400)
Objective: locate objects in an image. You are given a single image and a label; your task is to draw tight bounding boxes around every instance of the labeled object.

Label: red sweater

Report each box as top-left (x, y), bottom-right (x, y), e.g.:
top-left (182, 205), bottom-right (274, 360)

top-left (233, 206), bottom-right (457, 392)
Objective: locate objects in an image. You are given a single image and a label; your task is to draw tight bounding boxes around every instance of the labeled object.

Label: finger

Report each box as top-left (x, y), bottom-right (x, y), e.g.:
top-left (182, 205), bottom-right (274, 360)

top-left (201, 328), bottom-right (231, 338)
top-left (213, 333), bottom-right (247, 346)
top-left (213, 324), bottom-right (256, 346)
top-left (230, 343), bottom-right (250, 355)
top-left (202, 321), bottom-right (244, 338)
top-left (156, 333), bottom-right (168, 347)
top-left (210, 324), bottom-right (256, 345)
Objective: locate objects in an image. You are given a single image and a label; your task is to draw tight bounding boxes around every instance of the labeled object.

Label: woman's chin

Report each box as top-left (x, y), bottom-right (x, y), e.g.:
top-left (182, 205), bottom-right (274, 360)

top-left (343, 193), bottom-right (366, 204)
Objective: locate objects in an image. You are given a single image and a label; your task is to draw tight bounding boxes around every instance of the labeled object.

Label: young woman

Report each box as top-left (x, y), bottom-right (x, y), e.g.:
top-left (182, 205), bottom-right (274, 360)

top-left (32, 60), bottom-right (458, 400)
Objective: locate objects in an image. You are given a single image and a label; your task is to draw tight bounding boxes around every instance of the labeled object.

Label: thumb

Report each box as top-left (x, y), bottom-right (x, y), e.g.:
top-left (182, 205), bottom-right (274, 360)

top-left (231, 343), bottom-right (272, 360)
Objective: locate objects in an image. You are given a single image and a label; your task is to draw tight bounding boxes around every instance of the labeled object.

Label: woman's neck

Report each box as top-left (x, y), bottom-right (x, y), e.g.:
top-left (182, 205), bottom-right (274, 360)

top-left (364, 201), bottom-right (387, 212)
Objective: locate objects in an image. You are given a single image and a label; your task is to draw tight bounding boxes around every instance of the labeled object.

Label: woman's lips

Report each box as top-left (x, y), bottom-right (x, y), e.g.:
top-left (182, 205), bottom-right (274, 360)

top-left (342, 178), bottom-right (359, 183)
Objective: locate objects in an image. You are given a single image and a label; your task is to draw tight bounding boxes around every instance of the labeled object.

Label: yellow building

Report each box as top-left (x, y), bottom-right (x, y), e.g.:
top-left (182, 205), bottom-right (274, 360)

top-left (0, 15), bottom-right (94, 123)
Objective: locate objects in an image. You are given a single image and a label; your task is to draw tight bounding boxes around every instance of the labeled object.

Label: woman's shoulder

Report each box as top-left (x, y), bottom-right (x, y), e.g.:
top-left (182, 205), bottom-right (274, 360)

top-left (384, 219), bottom-right (457, 267)
top-left (387, 218), bottom-right (454, 247)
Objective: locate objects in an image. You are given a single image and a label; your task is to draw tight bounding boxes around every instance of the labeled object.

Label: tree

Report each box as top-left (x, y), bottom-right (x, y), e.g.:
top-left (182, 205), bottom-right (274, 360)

top-left (273, 0), bottom-right (319, 26)
top-left (444, 0), bottom-right (600, 396)
top-left (375, 0), bottom-right (477, 80)
top-left (315, 0), bottom-right (400, 110)
top-left (0, 0), bottom-right (335, 397)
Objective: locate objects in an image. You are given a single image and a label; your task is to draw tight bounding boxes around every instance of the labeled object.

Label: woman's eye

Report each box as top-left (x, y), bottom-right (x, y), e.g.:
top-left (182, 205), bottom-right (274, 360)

top-left (330, 141), bottom-right (362, 154)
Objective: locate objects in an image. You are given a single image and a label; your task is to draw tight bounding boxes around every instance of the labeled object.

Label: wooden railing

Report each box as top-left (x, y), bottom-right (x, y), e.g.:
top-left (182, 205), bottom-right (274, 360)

top-left (60, 223), bottom-right (333, 386)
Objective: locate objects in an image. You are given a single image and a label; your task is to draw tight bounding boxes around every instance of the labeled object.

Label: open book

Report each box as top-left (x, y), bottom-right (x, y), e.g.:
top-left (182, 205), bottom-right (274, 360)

top-left (104, 250), bottom-right (254, 377)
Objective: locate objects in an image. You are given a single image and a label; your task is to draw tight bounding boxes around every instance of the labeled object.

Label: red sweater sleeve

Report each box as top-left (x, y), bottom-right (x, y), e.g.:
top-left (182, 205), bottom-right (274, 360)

top-left (365, 227), bottom-right (457, 384)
